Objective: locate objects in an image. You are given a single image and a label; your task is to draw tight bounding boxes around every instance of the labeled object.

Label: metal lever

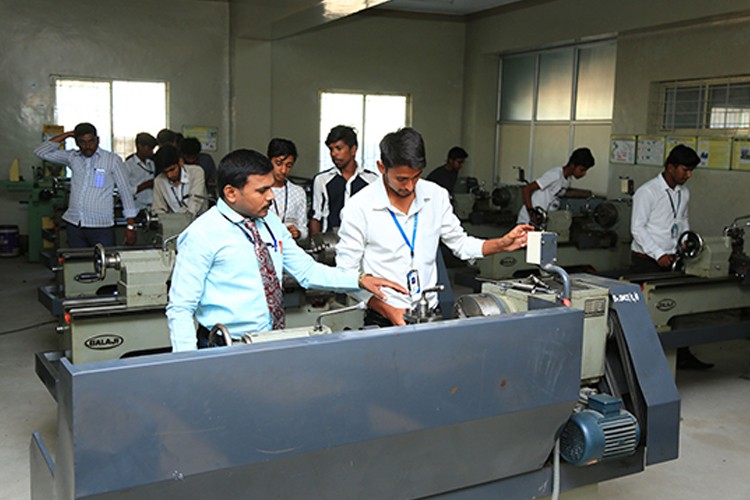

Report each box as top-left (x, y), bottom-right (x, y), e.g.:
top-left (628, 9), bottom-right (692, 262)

top-left (314, 301), bottom-right (366, 332)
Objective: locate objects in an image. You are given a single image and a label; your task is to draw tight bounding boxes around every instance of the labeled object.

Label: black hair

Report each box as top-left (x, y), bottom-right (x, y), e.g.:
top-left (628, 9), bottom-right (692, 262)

top-left (217, 149), bottom-right (273, 200)
top-left (568, 148), bottom-right (595, 169)
top-left (665, 144), bottom-right (700, 170)
top-left (74, 123), bottom-right (97, 138)
top-left (153, 145), bottom-right (181, 175)
top-left (157, 128), bottom-right (177, 147)
top-left (325, 125), bottom-right (358, 148)
top-left (267, 138), bottom-right (298, 159)
top-left (379, 127), bottom-right (426, 170)
top-left (135, 132), bottom-right (157, 148)
top-left (447, 146), bottom-right (468, 160)
top-left (181, 137), bottom-right (202, 157)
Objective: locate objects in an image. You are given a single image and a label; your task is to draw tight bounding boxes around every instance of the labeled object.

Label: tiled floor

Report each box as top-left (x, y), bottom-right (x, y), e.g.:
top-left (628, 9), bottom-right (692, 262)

top-left (1, 255), bottom-right (750, 499)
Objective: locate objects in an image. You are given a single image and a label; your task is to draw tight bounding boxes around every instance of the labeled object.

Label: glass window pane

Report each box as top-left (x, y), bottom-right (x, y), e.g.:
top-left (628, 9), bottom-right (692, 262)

top-left (500, 55), bottom-right (535, 121)
top-left (112, 81), bottom-right (167, 158)
top-left (707, 83), bottom-right (750, 128)
top-left (575, 44), bottom-right (616, 120)
top-left (319, 92), bottom-right (364, 171)
top-left (663, 86), bottom-right (702, 129)
top-left (363, 95), bottom-right (407, 170)
top-left (55, 79), bottom-right (112, 152)
top-left (537, 48), bottom-right (573, 121)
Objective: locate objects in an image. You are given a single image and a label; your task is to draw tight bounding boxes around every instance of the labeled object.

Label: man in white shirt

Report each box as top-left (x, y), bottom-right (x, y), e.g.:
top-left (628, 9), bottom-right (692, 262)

top-left (630, 144), bottom-right (710, 370)
top-left (267, 138), bottom-right (308, 241)
top-left (517, 148), bottom-right (595, 225)
top-left (336, 127), bottom-right (533, 327)
top-left (631, 144), bottom-right (699, 273)
top-left (152, 145), bottom-right (208, 218)
top-left (123, 132), bottom-right (157, 212)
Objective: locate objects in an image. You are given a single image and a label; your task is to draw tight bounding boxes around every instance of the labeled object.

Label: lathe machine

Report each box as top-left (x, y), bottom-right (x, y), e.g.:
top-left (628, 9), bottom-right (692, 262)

top-left (31, 232), bottom-right (680, 499)
top-left (626, 216), bottom-right (750, 351)
top-left (471, 197), bottom-right (633, 280)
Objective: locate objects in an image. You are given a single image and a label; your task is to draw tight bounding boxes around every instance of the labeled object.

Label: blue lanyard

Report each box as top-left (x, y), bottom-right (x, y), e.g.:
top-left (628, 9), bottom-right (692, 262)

top-left (170, 184), bottom-right (187, 208)
top-left (665, 189), bottom-right (681, 219)
top-left (220, 212), bottom-right (278, 251)
top-left (388, 209), bottom-right (418, 260)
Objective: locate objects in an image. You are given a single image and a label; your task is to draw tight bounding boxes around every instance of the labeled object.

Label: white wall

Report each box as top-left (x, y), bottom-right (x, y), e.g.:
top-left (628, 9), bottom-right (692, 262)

top-left (462, 0), bottom-right (750, 235)
top-left (0, 0), bottom-right (230, 233)
top-left (265, 12), bottom-right (466, 177)
top-left (610, 18), bottom-right (750, 235)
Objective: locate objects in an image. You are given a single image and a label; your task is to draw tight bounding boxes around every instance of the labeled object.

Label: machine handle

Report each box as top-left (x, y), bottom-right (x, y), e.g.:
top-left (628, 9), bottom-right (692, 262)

top-left (74, 273), bottom-right (100, 283)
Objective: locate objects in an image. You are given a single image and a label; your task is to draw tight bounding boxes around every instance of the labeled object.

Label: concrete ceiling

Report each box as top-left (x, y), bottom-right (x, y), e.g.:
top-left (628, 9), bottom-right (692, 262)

top-left (225, 0), bottom-right (524, 40)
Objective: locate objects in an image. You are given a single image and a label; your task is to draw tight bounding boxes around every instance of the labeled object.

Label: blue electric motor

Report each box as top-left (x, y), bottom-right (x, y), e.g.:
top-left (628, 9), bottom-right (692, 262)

top-left (559, 393), bottom-right (640, 466)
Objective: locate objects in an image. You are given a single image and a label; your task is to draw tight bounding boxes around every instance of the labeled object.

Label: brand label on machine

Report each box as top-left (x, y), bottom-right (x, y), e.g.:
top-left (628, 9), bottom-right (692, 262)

top-left (583, 298), bottom-right (607, 318)
top-left (84, 334), bottom-right (124, 350)
top-left (656, 298), bottom-right (676, 311)
top-left (612, 292), bottom-right (640, 304)
top-left (500, 257), bottom-right (517, 267)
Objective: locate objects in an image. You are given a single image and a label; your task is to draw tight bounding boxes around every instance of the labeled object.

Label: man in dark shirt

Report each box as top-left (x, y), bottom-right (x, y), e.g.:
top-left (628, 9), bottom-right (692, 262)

top-left (310, 125), bottom-right (378, 235)
top-left (426, 146), bottom-right (468, 195)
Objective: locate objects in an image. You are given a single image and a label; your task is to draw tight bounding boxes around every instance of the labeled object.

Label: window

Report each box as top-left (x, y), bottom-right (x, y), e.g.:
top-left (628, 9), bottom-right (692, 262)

top-left (659, 78), bottom-right (750, 130)
top-left (496, 42), bottom-right (616, 194)
top-left (319, 91), bottom-right (410, 171)
top-left (54, 77), bottom-right (168, 158)
top-left (499, 42), bottom-right (616, 123)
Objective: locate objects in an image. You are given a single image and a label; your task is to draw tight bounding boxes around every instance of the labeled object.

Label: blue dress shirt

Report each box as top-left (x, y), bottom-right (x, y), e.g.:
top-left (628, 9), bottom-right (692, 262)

top-left (167, 198), bottom-right (359, 351)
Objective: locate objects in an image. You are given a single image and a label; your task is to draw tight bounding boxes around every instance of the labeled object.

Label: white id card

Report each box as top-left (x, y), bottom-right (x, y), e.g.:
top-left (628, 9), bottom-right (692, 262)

top-left (407, 269), bottom-right (420, 295)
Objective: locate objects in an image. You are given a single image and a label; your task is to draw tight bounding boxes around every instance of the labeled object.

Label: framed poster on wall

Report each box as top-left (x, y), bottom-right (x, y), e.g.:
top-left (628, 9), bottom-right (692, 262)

top-left (182, 126), bottom-right (218, 152)
top-left (696, 137), bottom-right (731, 170)
top-left (636, 136), bottom-right (665, 166)
top-left (610, 135), bottom-right (636, 164)
top-left (731, 138), bottom-right (750, 171)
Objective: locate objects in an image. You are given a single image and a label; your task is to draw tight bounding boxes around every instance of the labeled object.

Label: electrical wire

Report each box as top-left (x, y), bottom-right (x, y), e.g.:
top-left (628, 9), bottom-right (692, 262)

top-left (0, 319), bottom-right (57, 336)
top-left (552, 438), bottom-right (561, 500)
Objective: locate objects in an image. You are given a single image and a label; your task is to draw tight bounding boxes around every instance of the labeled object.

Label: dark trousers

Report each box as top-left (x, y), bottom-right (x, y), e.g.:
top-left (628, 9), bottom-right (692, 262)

top-left (66, 224), bottom-right (116, 248)
top-left (629, 252), bottom-right (667, 274)
top-left (364, 308), bottom-right (394, 327)
top-left (630, 252), bottom-right (698, 362)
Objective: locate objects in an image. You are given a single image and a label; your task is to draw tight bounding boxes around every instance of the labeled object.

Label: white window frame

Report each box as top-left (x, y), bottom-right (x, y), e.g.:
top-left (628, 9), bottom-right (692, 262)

top-left (657, 76), bottom-right (750, 132)
top-left (318, 90), bottom-right (412, 172)
top-left (52, 75), bottom-right (169, 159)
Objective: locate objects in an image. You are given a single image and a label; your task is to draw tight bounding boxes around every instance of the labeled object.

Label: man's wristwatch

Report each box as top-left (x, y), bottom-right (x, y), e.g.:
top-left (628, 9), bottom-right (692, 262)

top-left (126, 224), bottom-right (136, 231)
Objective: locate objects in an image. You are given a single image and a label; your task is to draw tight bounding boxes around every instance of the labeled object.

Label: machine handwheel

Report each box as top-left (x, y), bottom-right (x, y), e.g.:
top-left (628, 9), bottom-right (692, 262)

top-left (530, 207), bottom-right (548, 230)
top-left (93, 243), bottom-right (108, 281)
top-left (677, 230), bottom-right (703, 259)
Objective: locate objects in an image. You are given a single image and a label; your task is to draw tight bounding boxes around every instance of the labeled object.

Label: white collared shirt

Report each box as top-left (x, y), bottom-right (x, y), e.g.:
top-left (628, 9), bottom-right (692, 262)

top-left (152, 164), bottom-right (207, 217)
top-left (123, 155), bottom-right (155, 211)
top-left (33, 140), bottom-right (137, 227)
top-left (631, 173), bottom-right (690, 260)
top-left (311, 165), bottom-right (379, 232)
top-left (517, 166), bottom-right (570, 223)
top-left (271, 181), bottom-right (308, 240)
top-left (336, 178), bottom-right (485, 310)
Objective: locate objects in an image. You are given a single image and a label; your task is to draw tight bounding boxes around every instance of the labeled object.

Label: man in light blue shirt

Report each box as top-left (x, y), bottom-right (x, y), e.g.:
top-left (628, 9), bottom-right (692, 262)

top-left (34, 122), bottom-right (138, 247)
top-left (167, 149), bottom-right (406, 352)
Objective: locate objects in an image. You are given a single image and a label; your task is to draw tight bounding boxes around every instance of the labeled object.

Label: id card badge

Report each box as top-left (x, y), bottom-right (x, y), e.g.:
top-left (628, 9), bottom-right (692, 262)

top-left (93, 167), bottom-right (106, 189)
top-left (671, 223), bottom-right (679, 239)
top-left (407, 269), bottom-right (421, 296)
